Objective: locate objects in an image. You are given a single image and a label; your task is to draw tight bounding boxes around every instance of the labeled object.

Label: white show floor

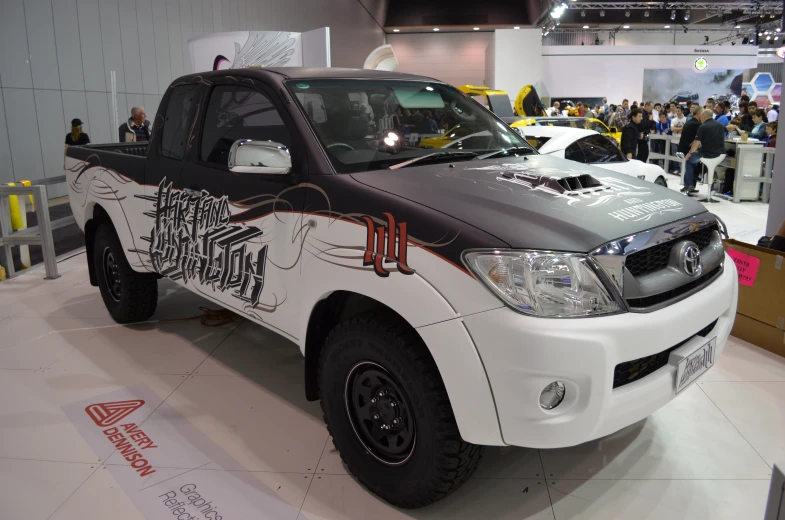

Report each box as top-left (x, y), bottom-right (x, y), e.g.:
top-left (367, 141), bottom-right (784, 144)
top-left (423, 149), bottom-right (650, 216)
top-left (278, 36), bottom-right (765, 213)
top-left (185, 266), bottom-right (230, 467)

top-left (0, 199), bottom-right (780, 519)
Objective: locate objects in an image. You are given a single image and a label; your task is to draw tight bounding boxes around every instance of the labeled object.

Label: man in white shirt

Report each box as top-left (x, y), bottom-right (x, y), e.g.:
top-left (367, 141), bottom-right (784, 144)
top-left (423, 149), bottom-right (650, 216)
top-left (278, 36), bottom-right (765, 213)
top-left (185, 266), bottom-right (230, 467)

top-left (546, 101), bottom-right (561, 117)
top-left (670, 105), bottom-right (687, 133)
top-left (768, 104), bottom-right (779, 122)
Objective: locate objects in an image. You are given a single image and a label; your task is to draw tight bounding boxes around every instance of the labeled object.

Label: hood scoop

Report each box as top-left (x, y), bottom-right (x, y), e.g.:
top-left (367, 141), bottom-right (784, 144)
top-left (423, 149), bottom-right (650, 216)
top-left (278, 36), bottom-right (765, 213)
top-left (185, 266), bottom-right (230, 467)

top-left (500, 172), bottom-right (611, 197)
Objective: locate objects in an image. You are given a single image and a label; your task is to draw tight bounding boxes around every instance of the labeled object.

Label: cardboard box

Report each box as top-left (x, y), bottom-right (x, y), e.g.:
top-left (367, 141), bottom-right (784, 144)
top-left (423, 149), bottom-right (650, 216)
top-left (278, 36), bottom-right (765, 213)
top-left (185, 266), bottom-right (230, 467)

top-left (723, 239), bottom-right (785, 330)
top-left (731, 314), bottom-right (785, 358)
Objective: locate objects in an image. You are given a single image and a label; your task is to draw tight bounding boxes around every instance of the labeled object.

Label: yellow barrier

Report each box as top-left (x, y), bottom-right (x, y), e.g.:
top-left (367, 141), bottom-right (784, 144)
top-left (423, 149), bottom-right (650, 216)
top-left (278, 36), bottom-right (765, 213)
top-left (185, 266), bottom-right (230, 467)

top-left (5, 180), bottom-right (32, 269)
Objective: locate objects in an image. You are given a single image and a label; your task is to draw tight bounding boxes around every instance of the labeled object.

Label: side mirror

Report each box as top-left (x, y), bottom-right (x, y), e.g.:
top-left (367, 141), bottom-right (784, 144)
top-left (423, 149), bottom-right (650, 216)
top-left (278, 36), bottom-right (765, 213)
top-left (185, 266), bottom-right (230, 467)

top-left (228, 140), bottom-right (291, 174)
top-left (609, 127), bottom-right (618, 133)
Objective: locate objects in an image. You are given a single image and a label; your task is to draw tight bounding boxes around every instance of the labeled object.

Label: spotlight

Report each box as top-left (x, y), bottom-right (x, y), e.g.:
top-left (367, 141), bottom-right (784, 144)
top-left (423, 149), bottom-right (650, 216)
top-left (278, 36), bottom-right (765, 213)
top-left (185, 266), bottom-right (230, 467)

top-left (473, 27), bottom-right (479, 30)
top-left (664, 25), bottom-right (671, 29)
top-left (759, 32), bottom-right (763, 36)
top-left (581, 9), bottom-right (586, 17)
top-left (600, 9), bottom-right (605, 17)
top-left (433, 28), bottom-right (439, 31)
top-left (778, 28), bottom-right (782, 32)
top-left (625, 9), bottom-right (630, 18)
top-left (645, 9), bottom-right (650, 18)
top-left (583, 25), bottom-right (589, 29)
top-left (623, 25), bottom-right (630, 29)
top-left (393, 29), bottom-right (400, 32)
top-left (544, 30), bottom-right (550, 36)
top-left (671, 9), bottom-right (676, 20)
top-left (685, 8), bottom-right (690, 21)
top-left (735, 25), bottom-right (741, 29)
top-left (514, 26), bottom-right (521, 29)
top-left (767, 35), bottom-right (772, 40)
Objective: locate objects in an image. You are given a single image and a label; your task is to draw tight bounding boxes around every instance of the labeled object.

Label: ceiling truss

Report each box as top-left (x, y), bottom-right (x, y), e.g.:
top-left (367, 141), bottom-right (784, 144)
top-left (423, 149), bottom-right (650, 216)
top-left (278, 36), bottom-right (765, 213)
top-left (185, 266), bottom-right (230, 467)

top-left (566, 2), bottom-right (782, 10)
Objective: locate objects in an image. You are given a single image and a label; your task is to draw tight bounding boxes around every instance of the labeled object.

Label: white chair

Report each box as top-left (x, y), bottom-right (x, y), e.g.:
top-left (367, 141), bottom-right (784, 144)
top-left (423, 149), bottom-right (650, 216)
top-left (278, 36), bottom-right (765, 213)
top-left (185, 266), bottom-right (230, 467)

top-left (697, 154), bottom-right (727, 203)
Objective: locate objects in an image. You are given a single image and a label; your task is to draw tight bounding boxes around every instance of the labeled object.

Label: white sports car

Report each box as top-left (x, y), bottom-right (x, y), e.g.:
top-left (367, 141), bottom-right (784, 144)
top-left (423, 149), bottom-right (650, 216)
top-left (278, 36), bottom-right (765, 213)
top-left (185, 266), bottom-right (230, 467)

top-left (515, 126), bottom-right (678, 187)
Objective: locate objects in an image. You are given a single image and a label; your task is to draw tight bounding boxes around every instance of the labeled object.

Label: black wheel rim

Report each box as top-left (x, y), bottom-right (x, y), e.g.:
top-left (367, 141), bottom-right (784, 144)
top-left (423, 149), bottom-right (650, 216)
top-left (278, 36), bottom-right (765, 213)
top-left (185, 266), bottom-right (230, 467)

top-left (344, 361), bottom-right (416, 466)
top-left (102, 247), bottom-right (122, 302)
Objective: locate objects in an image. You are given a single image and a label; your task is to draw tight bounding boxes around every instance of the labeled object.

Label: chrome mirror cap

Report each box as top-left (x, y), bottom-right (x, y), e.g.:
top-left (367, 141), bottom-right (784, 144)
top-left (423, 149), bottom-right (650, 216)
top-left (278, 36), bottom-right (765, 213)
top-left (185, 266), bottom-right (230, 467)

top-left (228, 140), bottom-right (291, 175)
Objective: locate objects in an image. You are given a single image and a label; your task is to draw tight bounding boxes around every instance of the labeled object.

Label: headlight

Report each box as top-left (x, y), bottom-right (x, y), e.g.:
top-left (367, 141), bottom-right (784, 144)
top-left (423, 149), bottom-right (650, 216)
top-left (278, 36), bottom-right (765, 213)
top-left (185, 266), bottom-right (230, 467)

top-left (463, 250), bottom-right (622, 317)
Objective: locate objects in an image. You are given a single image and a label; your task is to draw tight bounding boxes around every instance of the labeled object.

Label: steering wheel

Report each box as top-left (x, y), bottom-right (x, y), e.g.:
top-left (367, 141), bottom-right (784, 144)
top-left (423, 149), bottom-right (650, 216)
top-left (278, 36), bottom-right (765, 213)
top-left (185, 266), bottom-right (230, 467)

top-left (327, 143), bottom-right (354, 151)
top-left (449, 100), bottom-right (476, 122)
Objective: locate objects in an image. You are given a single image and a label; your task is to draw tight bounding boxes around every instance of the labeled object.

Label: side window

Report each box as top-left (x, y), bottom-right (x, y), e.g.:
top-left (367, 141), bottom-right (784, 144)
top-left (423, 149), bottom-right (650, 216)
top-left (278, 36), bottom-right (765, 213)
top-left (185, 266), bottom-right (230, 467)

top-left (577, 135), bottom-right (624, 163)
top-left (564, 142), bottom-right (586, 163)
top-left (200, 85), bottom-right (291, 167)
top-left (161, 85), bottom-right (200, 160)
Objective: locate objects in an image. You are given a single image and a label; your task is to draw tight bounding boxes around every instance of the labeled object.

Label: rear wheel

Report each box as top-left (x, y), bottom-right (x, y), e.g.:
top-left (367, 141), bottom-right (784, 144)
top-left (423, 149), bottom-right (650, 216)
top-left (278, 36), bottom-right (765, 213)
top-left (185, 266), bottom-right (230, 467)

top-left (319, 314), bottom-right (484, 508)
top-left (93, 224), bottom-right (157, 323)
top-left (655, 176), bottom-right (668, 187)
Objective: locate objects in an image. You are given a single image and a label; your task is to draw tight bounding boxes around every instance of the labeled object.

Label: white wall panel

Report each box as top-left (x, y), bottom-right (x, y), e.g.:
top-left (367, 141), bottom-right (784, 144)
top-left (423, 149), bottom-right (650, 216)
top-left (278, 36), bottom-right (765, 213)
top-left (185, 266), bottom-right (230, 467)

top-left (118, 0), bottom-right (143, 94)
top-left (212, 0), bottom-right (222, 33)
top-left (3, 88), bottom-right (44, 180)
top-left (77, 0), bottom-right (106, 92)
top-left (166, 0), bottom-right (184, 80)
top-left (388, 32), bottom-right (492, 86)
top-left (115, 92), bottom-right (128, 131)
top-left (135, 0), bottom-right (158, 95)
top-left (151, 0), bottom-right (172, 95)
top-left (142, 93), bottom-right (160, 125)
top-left (0, 1), bottom-right (34, 89)
top-left (34, 89), bottom-right (66, 178)
top-left (25, 0), bottom-right (62, 90)
top-left (62, 90), bottom-right (89, 136)
top-left (179, 0), bottom-right (194, 74)
top-left (98, 0), bottom-right (127, 93)
top-left (85, 91), bottom-right (111, 143)
top-left (203, 0), bottom-right (214, 33)
top-left (192, 0), bottom-right (204, 38)
top-left (52, 0), bottom-right (86, 91)
top-left (0, 88), bottom-right (15, 184)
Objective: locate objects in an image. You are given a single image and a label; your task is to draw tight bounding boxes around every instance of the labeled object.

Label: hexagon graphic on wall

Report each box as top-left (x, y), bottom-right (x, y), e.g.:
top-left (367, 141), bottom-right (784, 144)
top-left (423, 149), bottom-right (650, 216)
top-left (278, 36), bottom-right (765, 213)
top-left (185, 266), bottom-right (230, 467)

top-left (752, 73), bottom-right (775, 95)
top-left (742, 83), bottom-right (754, 97)
top-left (755, 94), bottom-right (771, 107)
top-left (771, 84), bottom-right (781, 103)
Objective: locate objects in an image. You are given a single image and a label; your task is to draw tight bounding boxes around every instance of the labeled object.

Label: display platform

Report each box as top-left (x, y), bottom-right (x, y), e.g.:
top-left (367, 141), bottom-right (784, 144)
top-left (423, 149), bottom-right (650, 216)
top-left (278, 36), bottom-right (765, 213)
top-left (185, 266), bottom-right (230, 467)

top-left (0, 247), bottom-right (780, 519)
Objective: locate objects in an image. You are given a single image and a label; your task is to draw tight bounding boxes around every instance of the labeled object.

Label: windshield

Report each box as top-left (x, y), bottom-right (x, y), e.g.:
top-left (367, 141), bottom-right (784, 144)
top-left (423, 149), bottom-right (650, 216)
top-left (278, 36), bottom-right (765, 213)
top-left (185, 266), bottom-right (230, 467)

top-left (287, 80), bottom-right (533, 173)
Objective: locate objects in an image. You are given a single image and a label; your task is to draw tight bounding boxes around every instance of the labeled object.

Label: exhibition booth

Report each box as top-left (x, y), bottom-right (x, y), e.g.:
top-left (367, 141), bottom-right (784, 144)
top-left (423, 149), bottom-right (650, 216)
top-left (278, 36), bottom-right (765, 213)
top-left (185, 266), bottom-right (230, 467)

top-left (1, 4), bottom-right (785, 519)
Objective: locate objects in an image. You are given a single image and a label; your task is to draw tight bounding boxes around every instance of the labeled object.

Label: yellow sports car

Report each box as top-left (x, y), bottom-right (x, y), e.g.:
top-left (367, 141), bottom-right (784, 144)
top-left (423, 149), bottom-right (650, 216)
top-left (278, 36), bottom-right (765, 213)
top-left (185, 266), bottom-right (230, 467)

top-left (510, 117), bottom-right (621, 145)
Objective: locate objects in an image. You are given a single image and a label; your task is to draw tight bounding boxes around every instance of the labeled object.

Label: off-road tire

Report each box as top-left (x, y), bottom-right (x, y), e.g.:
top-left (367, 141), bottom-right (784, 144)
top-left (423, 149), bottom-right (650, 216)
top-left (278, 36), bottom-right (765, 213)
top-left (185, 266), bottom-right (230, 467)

top-left (93, 224), bottom-right (157, 323)
top-left (319, 313), bottom-right (484, 508)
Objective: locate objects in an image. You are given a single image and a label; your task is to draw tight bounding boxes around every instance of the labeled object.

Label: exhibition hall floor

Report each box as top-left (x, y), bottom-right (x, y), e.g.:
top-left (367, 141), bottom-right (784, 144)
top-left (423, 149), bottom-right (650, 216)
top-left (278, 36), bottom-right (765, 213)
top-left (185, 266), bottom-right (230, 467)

top-left (0, 199), bottom-right (779, 520)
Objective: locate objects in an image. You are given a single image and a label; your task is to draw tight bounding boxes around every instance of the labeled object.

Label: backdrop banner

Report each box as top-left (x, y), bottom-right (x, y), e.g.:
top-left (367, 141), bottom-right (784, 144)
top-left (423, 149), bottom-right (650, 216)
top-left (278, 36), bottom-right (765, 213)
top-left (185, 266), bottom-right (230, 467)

top-left (643, 68), bottom-right (744, 107)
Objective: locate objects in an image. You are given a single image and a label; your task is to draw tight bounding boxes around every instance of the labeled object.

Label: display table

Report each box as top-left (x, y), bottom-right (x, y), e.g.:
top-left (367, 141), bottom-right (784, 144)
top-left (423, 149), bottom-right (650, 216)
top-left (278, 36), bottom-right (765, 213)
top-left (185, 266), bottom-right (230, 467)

top-left (715, 138), bottom-right (774, 203)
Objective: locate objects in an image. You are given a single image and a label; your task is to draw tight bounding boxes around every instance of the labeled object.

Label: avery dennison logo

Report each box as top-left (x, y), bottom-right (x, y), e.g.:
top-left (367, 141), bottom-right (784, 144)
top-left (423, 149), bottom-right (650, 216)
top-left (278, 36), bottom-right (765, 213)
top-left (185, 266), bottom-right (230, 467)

top-left (86, 399), bottom-right (145, 427)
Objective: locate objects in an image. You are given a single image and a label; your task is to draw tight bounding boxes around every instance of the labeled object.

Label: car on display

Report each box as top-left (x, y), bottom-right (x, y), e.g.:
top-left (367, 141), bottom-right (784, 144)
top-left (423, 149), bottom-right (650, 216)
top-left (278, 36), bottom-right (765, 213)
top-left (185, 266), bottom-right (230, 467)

top-left (670, 91), bottom-right (700, 107)
top-left (64, 67), bottom-right (738, 509)
top-left (516, 126), bottom-right (676, 187)
top-left (511, 115), bottom-right (622, 144)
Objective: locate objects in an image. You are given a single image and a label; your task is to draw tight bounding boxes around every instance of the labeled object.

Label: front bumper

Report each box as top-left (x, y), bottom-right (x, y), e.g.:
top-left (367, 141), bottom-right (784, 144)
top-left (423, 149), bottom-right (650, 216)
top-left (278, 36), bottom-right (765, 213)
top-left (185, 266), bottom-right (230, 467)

top-left (461, 253), bottom-right (738, 449)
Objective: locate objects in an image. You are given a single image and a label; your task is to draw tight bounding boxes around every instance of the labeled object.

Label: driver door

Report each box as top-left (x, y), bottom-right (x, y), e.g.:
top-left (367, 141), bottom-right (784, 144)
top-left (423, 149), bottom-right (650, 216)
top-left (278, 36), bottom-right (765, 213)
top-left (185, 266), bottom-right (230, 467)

top-left (160, 80), bottom-right (307, 337)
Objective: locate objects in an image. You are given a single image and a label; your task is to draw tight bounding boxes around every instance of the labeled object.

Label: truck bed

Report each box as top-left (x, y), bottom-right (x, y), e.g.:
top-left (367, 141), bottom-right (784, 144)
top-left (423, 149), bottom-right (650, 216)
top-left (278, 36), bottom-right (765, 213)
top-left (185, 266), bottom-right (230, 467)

top-left (66, 142), bottom-right (147, 184)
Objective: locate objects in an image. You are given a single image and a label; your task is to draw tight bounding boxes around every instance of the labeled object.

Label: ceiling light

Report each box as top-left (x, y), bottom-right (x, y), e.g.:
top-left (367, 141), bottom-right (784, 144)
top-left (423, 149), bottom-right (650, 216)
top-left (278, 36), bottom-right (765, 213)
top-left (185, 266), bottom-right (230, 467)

top-left (433, 28), bottom-right (439, 31)
top-left (623, 25), bottom-right (630, 29)
top-left (600, 9), bottom-right (605, 17)
top-left (671, 9), bottom-right (677, 20)
top-left (735, 25), bottom-right (741, 29)
top-left (772, 14), bottom-right (777, 19)
top-left (583, 25), bottom-right (589, 29)
top-left (759, 32), bottom-right (763, 36)
top-left (473, 27), bottom-right (479, 30)
top-left (581, 9), bottom-right (586, 17)
top-left (645, 9), bottom-right (650, 18)
top-left (544, 30), bottom-right (550, 36)
top-left (393, 29), bottom-right (400, 32)
top-left (684, 8), bottom-right (690, 21)
top-left (514, 26), bottom-right (521, 29)
top-left (625, 9), bottom-right (630, 18)
top-left (778, 28), bottom-right (782, 32)
top-left (767, 35), bottom-right (771, 40)
top-left (664, 25), bottom-right (671, 29)
top-left (552, 2), bottom-right (568, 18)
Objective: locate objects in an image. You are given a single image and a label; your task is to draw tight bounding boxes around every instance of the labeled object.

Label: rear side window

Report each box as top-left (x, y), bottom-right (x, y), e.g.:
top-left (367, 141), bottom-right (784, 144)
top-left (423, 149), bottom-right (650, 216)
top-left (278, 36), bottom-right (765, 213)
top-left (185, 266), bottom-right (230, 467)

top-left (564, 142), bottom-right (586, 162)
top-left (200, 85), bottom-right (291, 167)
top-left (160, 85), bottom-right (200, 160)
top-left (577, 135), bottom-right (625, 163)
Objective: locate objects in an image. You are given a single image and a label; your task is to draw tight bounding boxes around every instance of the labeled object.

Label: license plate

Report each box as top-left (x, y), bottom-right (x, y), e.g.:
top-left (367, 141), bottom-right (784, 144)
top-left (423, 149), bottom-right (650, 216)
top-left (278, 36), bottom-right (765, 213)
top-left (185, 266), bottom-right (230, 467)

top-left (675, 337), bottom-right (716, 394)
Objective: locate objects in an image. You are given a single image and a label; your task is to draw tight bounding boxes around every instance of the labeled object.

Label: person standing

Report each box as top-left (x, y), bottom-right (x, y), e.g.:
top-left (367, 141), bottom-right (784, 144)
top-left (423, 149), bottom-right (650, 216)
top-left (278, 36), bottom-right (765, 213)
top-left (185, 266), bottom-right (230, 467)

top-left (671, 105), bottom-right (687, 134)
top-left (677, 106), bottom-right (703, 184)
top-left (65, 118), bottom-right (90, 145)
top-left (621, 108), bottom-right (643, 160)
top-left (682, 109), bottom-right (726, 194)
top-left (119, 106), bottom-right (151, 143)
top-left (636, 101), bottom-right (655, 163)
top-left (766, 121), bottom-right (777, 147)
top-left (768, 104), bottom-right (779, 122)
top-left (547, 101), bottom-right (561, 116)
top-left (654, 112), bottom-right (671, 167)
top-left (613, 99), bottom-right (630, 130)
top-left (749, 109), bottom-right (768, 139)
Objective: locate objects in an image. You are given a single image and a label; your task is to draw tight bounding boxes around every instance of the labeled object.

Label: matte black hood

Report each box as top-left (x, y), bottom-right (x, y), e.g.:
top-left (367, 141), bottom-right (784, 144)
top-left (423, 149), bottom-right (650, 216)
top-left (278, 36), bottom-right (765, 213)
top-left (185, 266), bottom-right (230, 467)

top-left (351, 154), bottom-right (709, 253)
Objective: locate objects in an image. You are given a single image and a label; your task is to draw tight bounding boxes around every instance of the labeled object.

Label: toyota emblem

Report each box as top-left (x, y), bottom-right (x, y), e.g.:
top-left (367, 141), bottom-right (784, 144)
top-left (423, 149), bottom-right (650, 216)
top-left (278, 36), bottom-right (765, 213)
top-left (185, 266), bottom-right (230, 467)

top-left (682, 242), bottom-right (702, 277)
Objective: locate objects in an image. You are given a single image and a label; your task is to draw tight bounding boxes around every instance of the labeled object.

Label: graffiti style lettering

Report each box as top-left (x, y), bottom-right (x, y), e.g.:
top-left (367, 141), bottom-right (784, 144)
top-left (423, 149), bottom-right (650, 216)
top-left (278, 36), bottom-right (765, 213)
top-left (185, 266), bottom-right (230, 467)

top-left (146, 179), bottom-right (268, 307)
top-left (362, 213), bottom-right (415, 277)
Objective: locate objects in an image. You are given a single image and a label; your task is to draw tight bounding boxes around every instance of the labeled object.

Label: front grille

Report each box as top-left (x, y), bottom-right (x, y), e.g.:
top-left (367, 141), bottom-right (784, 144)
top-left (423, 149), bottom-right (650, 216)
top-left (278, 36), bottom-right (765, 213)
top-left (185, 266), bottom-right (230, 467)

top-left (626, 266), bottom-right (722, 310)
top-left (612, 319), bottom-right (718, 389)
top-left (625, 225), bottom-right (717, 277)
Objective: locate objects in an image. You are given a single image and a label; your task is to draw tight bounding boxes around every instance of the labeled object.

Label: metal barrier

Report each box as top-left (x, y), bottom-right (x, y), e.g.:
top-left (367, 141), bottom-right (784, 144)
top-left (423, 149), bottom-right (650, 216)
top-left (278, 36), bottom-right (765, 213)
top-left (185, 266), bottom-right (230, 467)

top-left (647, 134), bottom-right (685, 181)
top-left (0, 175), bottom-right (72, 280)
top-left (719, 145), bottom-right (776, 204)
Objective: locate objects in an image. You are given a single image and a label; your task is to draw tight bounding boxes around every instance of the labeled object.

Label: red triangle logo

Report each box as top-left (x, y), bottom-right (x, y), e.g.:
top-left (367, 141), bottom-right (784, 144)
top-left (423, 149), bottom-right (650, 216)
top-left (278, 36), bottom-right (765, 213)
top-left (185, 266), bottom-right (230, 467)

top-left (85, 400), bottom-right (146, 427)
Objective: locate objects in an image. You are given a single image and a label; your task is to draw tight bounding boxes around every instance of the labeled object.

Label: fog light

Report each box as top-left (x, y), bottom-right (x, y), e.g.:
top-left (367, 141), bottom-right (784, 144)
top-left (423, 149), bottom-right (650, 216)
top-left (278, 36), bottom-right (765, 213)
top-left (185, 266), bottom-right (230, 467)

top-left (539, 381), bottom-right (566, 410)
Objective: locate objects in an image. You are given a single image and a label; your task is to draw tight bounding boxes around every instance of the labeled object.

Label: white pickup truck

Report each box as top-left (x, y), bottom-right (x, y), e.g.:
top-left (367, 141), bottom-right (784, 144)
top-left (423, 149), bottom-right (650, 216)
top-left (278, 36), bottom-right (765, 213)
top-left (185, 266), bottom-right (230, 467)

top-left (65, 67), bottom-right (738, 508)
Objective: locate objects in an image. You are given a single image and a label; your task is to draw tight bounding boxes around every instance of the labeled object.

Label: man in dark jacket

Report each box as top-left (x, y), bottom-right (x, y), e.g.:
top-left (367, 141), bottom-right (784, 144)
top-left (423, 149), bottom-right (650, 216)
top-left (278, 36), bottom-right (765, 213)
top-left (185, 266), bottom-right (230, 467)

top-left (678, 106), bottom-right (703, 156)
top-left (636, 101), bottom-right (655, 162)
top-left (621, 108), bottom-right (643, 159)
top-left (119, 107), bottom-right (151, 143)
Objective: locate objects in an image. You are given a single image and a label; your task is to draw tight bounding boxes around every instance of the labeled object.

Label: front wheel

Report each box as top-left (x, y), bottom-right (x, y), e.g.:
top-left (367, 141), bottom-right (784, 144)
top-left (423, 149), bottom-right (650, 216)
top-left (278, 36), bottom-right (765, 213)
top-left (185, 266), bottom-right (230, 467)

top-left (655, 176), bottom-right (668, 187)
top-left (93, 224), bottom-right (158, 323)
top-left (319, 314), bottom-right (484, 509)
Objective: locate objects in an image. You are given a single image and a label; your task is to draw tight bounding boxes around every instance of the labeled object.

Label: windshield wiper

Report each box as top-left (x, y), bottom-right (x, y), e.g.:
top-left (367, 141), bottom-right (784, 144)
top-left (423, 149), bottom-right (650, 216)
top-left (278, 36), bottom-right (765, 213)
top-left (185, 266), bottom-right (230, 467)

top-left (475, 146), bottom-right (535, 161)
top-left (388, 151), bottom-right (478, 170)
